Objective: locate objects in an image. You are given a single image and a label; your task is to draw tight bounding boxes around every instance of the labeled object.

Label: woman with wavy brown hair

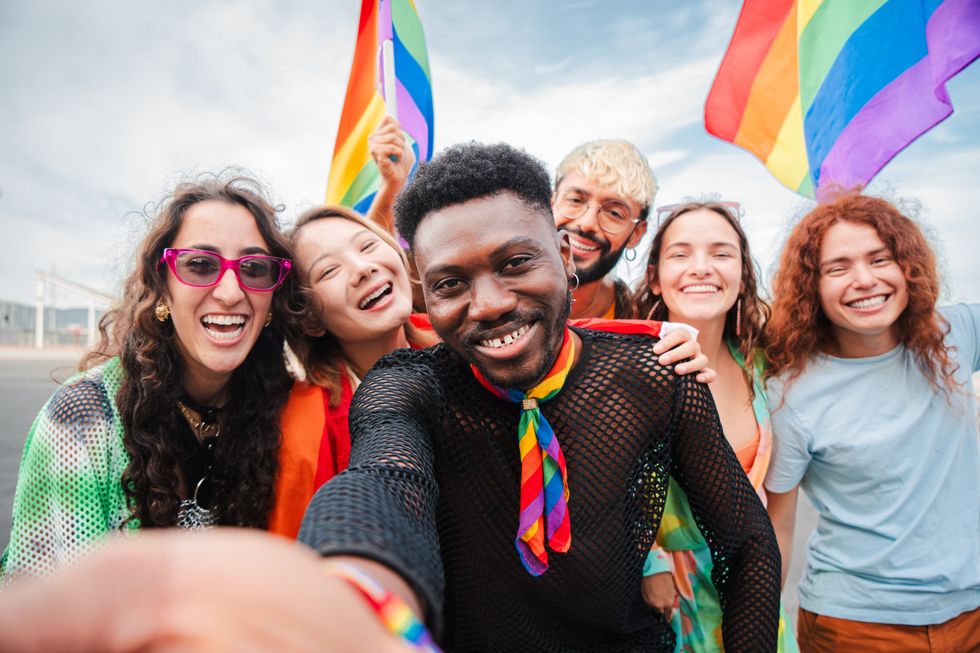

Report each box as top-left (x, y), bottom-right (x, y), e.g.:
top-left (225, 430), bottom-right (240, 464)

top-left (764, 194), bottom-right (979, 652)
top-left (634, 201), bottom-right (798, 653)
top-left (1, 174), bottom-right (298, 581)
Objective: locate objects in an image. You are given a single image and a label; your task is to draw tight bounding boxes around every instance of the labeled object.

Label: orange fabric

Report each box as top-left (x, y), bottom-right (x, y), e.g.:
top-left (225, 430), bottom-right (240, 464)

top-left (268, 378), bottom-right (354, 539)
top-left (798, 607), bottom-right (980, 653)
top-left (734, 426), bottom-right (761, 475)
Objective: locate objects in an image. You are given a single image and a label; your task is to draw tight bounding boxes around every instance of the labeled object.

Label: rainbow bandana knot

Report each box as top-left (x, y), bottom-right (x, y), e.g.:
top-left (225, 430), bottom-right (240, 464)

top-left (471, 328), bottom-right (576, 576)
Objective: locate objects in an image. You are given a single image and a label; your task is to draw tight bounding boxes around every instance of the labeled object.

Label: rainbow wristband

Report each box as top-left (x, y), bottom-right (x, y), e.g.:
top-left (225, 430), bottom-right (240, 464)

top-left (322, 561), bottom-right (442, 652)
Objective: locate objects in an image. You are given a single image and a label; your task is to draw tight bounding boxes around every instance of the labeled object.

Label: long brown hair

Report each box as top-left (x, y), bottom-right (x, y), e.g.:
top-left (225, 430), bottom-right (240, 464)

top-left (766, 194), bottom-right (956, 392)
top-left (634, 201), bottom-right (770, 392)
top-left (84, 174), bottom-right (300, 528)
top-left (288, 205), bottom-right (436, 406)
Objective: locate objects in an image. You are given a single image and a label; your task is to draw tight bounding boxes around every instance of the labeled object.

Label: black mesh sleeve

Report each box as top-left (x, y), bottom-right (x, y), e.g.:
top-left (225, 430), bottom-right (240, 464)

top-left (667, 372), bottom-right (781, 652)
top-left (297, 350), bottom-right (446, 633)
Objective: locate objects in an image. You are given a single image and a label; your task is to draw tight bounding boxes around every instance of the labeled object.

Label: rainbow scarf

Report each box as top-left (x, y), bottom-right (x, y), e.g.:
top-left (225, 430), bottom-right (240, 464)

top-left (705, 0), bottom-right (980, 199)
top-left (471, 329), bottom-right (576, 576)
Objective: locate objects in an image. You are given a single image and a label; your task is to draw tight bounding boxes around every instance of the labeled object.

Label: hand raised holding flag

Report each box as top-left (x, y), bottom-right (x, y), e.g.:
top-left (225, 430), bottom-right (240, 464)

top-left (367, 116), bottom-right (415, 234)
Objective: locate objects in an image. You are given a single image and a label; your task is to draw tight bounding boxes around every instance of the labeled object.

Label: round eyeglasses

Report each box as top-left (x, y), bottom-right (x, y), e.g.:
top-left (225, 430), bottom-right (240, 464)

top-left (161, 248), bottom-right (292, 292)
top-left (554, 191), bottom-right (641, 234)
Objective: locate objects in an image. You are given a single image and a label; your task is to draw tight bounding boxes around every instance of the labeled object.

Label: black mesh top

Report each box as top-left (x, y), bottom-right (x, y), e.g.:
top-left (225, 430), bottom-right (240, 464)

top-left (299, 328), bottom-right (780, 652)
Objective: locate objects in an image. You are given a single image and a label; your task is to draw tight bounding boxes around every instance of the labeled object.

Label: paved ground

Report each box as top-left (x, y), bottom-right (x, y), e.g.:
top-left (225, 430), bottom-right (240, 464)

top-left (0, 350), bottom-right (818, 622)
top-left (0, 354), bottom-right (82, 553)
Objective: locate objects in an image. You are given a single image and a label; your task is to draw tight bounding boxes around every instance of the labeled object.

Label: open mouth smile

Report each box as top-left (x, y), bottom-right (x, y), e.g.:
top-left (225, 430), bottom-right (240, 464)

top-left (846, 294), bottom-right (888, 309)
top-left (681, 284), bottom-right (720, 294)
top-left (359, 282), bottom-right (393, 310)
top-left (569, 235), bottom-right (603, 253)
top-left (201, 314), bottom-right (248, 340)
top-left (478, 323), bottom-right (532, 349)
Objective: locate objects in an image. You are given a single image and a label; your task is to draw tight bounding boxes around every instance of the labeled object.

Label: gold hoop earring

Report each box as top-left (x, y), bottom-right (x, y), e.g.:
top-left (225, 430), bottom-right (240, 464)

top-left (264, 313), bottom-right (273, 327)
top-left (155, 302), bottom-right (170, 322)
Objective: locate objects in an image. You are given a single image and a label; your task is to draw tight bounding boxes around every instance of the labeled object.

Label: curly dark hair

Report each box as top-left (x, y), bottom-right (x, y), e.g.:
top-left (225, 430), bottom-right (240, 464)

top-left (394, 142), bottom-right (553, 249)
top-left (766, 193), bottom-right (957, 393)
top-left (83, 173), bottom-right (301, 528)
top-left (634, 201), bottom-right (770, 395)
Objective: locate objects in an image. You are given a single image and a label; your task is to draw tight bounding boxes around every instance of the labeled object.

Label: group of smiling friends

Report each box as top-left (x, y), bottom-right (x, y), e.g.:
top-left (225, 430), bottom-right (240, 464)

top-left (0, 117), bottom-right (977, 653)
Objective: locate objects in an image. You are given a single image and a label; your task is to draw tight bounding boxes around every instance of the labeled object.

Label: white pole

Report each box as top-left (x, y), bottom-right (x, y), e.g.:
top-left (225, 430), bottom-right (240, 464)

top-left (34, 276), bottom-right (44, 349)
top-left (382, 39), bottom-right (398, 119)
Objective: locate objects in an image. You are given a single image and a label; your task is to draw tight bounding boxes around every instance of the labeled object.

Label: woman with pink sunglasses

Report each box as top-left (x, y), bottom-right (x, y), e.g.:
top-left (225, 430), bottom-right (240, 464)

top-left (1, 174), bottom-right (298, 581)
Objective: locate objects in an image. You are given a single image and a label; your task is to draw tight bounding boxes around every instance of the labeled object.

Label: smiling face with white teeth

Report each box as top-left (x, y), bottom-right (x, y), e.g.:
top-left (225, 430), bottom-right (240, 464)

top-left (165, 200), bottom-right (275, 398)
top-left (551, 171), bottom-right (646, 284)
top-left (415, 192), bottom-right (577, 389)
top-left (295, 215), bottom-right (412, 348)
top-left (818, 220), bottom-right (909, 357)
top-left (652, 208), bottom-right (743, 329)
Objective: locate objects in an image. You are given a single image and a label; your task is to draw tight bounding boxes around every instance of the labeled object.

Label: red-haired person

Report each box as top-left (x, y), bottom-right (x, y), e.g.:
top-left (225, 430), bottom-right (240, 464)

top-left (764, 195), bottom-right (979, 653)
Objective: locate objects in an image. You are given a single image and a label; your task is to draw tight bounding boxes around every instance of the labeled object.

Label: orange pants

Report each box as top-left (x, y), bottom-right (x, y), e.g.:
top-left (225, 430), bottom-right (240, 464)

top-left (798, 606), bottom-right (980, 653)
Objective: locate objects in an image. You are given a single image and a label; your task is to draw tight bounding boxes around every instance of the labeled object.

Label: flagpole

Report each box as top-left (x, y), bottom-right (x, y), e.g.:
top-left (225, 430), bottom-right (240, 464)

top-left (380, 0), bottom-right (398, 119)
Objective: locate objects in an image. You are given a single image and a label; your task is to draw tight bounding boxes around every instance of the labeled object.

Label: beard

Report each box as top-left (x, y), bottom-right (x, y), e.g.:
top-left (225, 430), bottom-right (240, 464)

top-left (462, 290), bottom-right (573, 390)
top-left (567, 228), bottom-right (628, 284)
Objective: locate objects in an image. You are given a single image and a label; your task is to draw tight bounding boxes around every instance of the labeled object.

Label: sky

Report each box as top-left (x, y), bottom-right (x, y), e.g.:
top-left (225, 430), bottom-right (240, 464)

top-left (2, 0), bottom-right (978, 310)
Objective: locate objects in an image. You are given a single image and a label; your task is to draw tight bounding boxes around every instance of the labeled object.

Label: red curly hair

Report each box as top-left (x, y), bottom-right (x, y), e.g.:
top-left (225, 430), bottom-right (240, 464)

top-left (766, 194), bottom-right (957, 393)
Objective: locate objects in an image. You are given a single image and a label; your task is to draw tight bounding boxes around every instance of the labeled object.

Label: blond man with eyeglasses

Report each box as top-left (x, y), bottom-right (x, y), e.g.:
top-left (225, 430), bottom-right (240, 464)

top-left (552, 139), bottom-right (657, 319)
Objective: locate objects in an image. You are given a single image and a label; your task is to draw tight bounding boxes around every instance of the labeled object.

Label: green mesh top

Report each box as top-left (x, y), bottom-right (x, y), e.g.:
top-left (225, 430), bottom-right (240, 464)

top-left (1, 357), bottom-right (136, 582)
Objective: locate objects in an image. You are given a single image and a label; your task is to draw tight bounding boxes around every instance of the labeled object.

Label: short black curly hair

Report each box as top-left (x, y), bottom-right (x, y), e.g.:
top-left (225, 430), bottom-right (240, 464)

top-left (395, 141), bottom-right (553, 249)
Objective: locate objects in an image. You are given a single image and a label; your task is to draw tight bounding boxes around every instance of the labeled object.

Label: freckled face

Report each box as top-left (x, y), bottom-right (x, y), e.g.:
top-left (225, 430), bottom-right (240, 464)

top-left (295, 217), bottom-right (412, 346)
top-left (414, 193), bottom-right (575, 389)
top-left (164, 200), bottom-right (275, 391)
top-left (817, 221), bottom-right (909, 356)
top-left (652, 209), bottom-right (743, 326)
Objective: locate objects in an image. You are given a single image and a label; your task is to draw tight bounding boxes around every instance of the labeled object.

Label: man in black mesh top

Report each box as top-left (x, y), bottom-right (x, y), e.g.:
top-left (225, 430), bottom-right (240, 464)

top-left (0, 142), bottom-right (779, 652)
top-left (296, 142), bottom-right (781, 652)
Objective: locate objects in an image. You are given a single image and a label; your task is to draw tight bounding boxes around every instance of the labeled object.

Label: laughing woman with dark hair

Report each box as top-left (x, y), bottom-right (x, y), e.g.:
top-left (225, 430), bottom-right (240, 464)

top-left (1, 174), bottom-right (298, 581)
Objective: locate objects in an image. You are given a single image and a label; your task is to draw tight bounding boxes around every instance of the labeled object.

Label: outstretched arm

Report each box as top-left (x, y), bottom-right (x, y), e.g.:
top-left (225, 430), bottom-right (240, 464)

top-left (668, 373), bottom-right (780, 651)
top-left (298, 351), bottom-right (445, 632)
top-left (0, 529), bottom-right (416, 653)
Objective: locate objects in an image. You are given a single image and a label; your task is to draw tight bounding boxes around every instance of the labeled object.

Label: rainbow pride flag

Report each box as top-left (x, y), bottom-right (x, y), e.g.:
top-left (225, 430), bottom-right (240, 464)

top-left (705, 0), bottom-right (980, 199)
top-left (326, 0), bottom-right (434, 213)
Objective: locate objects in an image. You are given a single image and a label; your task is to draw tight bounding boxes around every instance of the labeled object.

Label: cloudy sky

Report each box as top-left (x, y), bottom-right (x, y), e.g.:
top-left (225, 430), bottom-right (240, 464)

top-left (2, 0), bottom-right (978, 309)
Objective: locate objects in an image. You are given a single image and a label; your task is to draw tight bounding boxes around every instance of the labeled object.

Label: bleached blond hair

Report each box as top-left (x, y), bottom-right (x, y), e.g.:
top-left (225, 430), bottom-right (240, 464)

top-left (554, 139), bottom-right (658, 216)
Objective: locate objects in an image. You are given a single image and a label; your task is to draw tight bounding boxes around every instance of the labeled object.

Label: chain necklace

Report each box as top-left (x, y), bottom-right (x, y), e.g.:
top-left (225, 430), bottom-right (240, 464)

top-left (175, 399), bottom-right (221, 529)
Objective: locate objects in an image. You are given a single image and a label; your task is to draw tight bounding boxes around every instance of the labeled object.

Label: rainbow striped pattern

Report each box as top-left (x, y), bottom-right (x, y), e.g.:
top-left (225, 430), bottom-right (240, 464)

top-left (326, 0), bottom-right (434, 213)
top-left (471, 329), bottom-right (575, 576)
top-left (323, 561), bottom-right (442, 651)
top-left (705, 0), bottom-right (980, 199)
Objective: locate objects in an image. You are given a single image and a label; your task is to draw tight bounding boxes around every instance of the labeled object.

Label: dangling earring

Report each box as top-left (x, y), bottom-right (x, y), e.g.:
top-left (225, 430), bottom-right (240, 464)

top-left (646, 298), bottom-right (662, 320)
top-left (264, 313), bottom-right (273, 327)
top-left (624, 248), bottom-right (636, 262)
top-left (569, 273), bottom-right (580, 291)
top-left (735, 297), bottom-right (742, 337)
top-left (155, 302), bottom-right (170, 322)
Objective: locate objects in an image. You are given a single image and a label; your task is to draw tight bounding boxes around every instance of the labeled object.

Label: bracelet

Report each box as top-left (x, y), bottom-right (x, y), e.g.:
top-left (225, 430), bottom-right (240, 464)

top-left (323, 561), bottom-right (441, 652)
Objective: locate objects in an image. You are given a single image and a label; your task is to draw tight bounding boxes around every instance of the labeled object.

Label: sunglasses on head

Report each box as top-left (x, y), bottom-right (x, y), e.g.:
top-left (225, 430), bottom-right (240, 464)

top-left (654, 201), bottom-right (744, 226)
top-left (161, 248), bottom-right (291, 292)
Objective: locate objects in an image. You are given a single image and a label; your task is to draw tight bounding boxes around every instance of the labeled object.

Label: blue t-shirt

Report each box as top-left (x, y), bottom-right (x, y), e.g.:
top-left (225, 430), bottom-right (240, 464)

top-left (765, 304), bottom-right (980, 626)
